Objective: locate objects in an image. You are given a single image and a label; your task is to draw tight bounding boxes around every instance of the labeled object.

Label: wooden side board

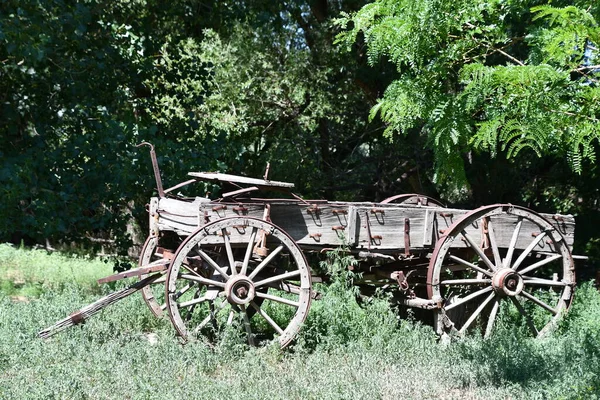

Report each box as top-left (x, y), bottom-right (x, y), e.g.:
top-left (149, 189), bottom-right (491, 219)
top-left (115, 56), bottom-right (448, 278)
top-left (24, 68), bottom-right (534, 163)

top-left (154, 198), bottom-right (576, 252)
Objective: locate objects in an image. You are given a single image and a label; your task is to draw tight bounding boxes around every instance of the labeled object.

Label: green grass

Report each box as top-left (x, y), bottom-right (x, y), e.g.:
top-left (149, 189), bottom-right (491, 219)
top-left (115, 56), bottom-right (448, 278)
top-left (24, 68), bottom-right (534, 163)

top-left (1, 244), bottom-right (600, 399)
top-left (0, 243), bottom-right (112, 298)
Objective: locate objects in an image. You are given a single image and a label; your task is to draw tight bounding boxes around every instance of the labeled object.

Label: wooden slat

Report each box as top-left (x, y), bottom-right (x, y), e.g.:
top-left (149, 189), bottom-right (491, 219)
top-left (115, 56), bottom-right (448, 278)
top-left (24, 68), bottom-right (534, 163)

top-left (165, 200), bottom-right (575, 252)
top-left (39, 274), bottom-right (161, 339)
top-left (188, 172), bottom-right (295, 188)
top-left (97, 261), bottom-right (169, 284)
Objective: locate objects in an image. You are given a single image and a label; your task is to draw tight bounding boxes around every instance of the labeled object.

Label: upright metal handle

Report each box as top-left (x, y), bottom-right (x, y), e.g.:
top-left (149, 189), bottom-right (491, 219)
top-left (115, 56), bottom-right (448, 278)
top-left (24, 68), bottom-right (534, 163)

top-left (137, 142), bottom-right (165, 198)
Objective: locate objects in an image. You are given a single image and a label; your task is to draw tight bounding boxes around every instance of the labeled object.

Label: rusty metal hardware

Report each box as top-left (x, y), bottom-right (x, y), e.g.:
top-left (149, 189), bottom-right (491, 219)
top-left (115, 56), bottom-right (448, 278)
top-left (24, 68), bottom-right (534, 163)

top-left (307, 204), bottom-right (320, 215)
top-left (332, 209), bottom-right (347, 215)
top-left (480, 217), bottom-right (490, 249)
top-left (331, 226), bottom-right (345, 231)
top-left (70, 311), bottom-right (85, 325)
top-left (404, 218), bottom-right (411, 256)
top-left (309, 233), bottom-right (322, 241)
top-left (553, 215), bottom-right (565, 222)
top-left (439, 212), bottom-right (453, 218)
top-left (233, 205), bottom-right (249, 214)
top-left (391, 271), bottom-right (410, 291)
top-left (212, 205), bottom-right (227, 212)
top-left (370, 208), bottom-right (385, 214)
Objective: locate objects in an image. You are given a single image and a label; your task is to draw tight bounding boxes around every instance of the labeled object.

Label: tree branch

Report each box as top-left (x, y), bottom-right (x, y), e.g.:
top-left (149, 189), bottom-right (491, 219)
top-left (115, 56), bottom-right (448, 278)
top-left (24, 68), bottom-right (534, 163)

top-left (493, 48), bottom-right (525, 66)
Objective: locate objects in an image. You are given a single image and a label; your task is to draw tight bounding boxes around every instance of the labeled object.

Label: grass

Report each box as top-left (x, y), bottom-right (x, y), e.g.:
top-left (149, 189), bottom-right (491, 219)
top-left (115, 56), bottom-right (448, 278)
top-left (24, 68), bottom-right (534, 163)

top-left (0, 243), bottom-right (112, 298)
top-left (1, 243), bottom-right (600, 399)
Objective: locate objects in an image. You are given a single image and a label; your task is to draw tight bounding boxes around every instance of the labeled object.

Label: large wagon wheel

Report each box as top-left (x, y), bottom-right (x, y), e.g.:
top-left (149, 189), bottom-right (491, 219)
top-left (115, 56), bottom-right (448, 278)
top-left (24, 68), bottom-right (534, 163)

top-left (427, 204), bottom-right (575, 338)
top-left (165, 217), bottom-right (312, 348)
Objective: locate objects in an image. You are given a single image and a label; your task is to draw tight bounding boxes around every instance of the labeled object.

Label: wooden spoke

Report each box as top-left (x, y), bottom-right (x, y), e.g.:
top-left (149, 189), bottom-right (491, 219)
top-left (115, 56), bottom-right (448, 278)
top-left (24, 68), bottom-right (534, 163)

top-left (439, 278), bottom-right (491, 285)
top-left (172, 283), bottom-right (194, 300)
top-left (223, 229), bottom-right (236, 275)
top-left (192, 301), bottom-right (228, 333)
top-left (180, 262), bottom-right (204, 278)
top-left (180, 274), bottom-right (226, 288)
top-left (256, 291), bottom-right (300, 308)
top-left (523, 277), bottom-right (567, 287)
top-left (485, 217), bottom-right (502, 269)
top-left (182, 288), bottom-right (202, 322)
top-left (239, 305), bottom-right (256, 346)
top-left (241, 227), bottom-right (258, 276)
top-left (459, 292), bottom-right (495, 334)
top-left (248, 245), bottom-right (285, 280)
top-left (179, 294), bottom-right (210, 309)
top-left (511, 232), bottom-right (548, 271)
top-left (226, 310), bottom-right (235, 325)
top-left (444, 286), bottom-right (493, 311)
top-left (518, 254), bottom-right (562, 276)
top-left (520, 291), bottom-right (558, 315)
top-left (448, 255), bottom-right (494, 277)
top-left (254, 270), bottom-right (301, 288)
top-left (460, 230), bottom-right (496, 271)
top-left (250, 301), bottom-right (284, 334)
top-left (503, 217), bottom-right (523, 268)
top-left (198, 250), bottom-right (230, 279)
top-left (484, 296), bottom-right (500, 338)
top-left (510, 297), bottom-right (539, 336)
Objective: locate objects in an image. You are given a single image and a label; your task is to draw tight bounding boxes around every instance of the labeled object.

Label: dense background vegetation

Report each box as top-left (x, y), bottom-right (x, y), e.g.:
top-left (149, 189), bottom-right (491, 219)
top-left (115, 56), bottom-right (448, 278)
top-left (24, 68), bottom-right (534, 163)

top-left (2, 3), bottom-right (599, 397)
top-left (2, 244), bottom-right (600, 399)
top-left (1, 0), bottom-right (599, 267)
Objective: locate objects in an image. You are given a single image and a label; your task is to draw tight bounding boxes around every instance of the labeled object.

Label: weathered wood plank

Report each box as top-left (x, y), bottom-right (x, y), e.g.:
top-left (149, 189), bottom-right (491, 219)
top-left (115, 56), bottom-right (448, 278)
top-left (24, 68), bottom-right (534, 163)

top-left (97, 260), bottom-right (169, 284)
top-left (161, 199), bottom-right (575, 252)
top-left (188, 172), bottom-right (295, 188)
top-left (39, 274), bottom-right (161, 339)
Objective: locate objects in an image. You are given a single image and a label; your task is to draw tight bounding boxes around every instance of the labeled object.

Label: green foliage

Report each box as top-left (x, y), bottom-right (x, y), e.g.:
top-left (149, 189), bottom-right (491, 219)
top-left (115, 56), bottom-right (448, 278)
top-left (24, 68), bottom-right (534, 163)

top-left (3, 246), bottom-right (600, 398)
top-left (0, 243), bottom-right (111, 297)
top-left (2, 0), bottom-right (421, 253)
top-left (337, 0), bottom-right (600, 201)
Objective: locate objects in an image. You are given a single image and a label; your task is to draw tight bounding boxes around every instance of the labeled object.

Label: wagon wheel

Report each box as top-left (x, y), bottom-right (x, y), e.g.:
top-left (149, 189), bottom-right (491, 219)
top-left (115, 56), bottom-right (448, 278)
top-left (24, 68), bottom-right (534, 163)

top-left (139, 235), bottom-right (265, 319)
top-left (380, 194), bottom-right (444, 207)
top-left (139, 235), bottom-right (169, 317)
top-left (165, 217), bottom-right (312, 348)
top-left (427, 204), bottom-right (575, 338)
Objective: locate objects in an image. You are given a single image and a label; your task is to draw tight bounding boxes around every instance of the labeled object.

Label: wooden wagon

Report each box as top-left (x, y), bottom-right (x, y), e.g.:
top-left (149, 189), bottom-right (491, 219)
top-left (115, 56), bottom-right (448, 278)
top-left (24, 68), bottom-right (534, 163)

top-left (40, 144), bottom-right (578, 347)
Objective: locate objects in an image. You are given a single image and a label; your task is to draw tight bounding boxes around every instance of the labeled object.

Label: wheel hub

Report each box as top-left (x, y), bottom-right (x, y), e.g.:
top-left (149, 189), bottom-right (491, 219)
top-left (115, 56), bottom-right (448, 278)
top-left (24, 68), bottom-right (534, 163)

top-left (492, 268), bottom-right (524, 297)
top-left (225, 275), bottom-right (256, 305)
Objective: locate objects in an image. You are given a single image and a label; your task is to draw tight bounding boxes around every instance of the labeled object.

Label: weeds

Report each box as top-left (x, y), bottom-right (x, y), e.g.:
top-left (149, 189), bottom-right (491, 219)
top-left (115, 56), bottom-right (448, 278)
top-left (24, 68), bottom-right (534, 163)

top-left (1, 246), bottom-right (600, 399)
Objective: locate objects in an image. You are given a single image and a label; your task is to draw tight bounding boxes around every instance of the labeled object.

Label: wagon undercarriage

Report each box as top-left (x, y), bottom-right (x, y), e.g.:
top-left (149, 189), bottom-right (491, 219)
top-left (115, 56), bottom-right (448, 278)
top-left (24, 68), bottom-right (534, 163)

top-left (39, 148), bottom-right (578, 347)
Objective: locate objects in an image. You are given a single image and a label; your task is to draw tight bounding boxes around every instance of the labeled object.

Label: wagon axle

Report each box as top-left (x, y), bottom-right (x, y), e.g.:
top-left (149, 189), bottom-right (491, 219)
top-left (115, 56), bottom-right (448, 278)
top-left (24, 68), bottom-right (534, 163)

top-left (225, 275), bottom-right (256, 305)
top-left (492, 269), bottom-right (524, 297)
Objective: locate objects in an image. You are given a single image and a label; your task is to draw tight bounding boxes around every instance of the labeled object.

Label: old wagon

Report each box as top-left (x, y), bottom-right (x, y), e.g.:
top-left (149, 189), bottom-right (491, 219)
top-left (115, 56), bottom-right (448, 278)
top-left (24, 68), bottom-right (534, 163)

top-left (40, 144), bottom-right (578, 347)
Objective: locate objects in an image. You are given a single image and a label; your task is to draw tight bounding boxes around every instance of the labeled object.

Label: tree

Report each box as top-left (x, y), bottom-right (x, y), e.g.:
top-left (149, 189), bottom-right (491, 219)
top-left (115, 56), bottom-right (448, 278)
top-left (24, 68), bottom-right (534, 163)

top-left (1, 0), bottom-right (408, 252)
top-left (336, 0), bottom-right (600, 201)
